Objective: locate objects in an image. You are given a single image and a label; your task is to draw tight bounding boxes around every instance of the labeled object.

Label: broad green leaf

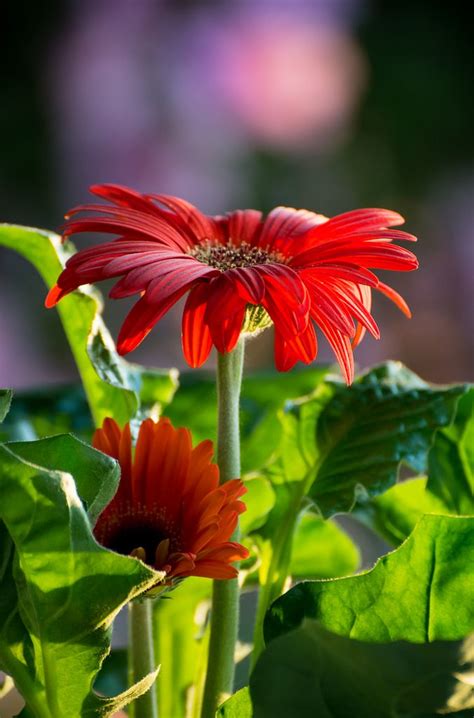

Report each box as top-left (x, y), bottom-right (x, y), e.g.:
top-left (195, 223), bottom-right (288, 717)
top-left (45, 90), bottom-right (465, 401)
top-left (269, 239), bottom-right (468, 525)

top-left (354, 388), bottom-right (474, 545)
top-left (427, 389), bottom-right (474, 515)
top-left (251, 515), bottom-right (474, 717)
top-left (290, 513), bottom-right (359, 580)
top-left (266, 515), bottom-right (474, 643)
top-left (7, 434), bottom-right (120, 524)
top-left (249, 364), bottom-right (464, 664)
top-left (217, 687), bottom-right (252, 717)
top-left (251, 624), bottom-right (474, 717)
top-left (0, 390), bottom-right (12, 422)
top-left (287, 362), bottom-right (465, 517)
top-left (0, 225), bottom-right (178, 427)
top-left (166, 368), bottom-right (328, 473)
top-left (0, 441), bottom-right (162, 717)
top-left (154, 578), bottom-right (211, 718)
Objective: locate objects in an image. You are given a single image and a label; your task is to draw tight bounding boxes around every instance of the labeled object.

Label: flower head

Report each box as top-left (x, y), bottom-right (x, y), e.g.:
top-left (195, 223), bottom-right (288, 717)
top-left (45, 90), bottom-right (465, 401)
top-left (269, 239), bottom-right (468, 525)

top-left (92, 416), bottom-right (249, 583)
top-left (46, 184), bottom-right (418, 383)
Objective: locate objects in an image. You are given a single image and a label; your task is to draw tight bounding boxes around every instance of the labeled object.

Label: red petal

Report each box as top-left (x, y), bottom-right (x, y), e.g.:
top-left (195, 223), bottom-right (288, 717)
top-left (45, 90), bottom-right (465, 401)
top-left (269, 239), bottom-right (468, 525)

top-left (274, 322), bottom-right (317, 372)
top-left (182, 283), bottom-right (214, 367)
top-left (148, 194), bottom-right (222, 243)
top-left (260, 264), bottom-right (310, 339)
top-left (204, 275), bottom-right (247, 354)
top-left (377, 281), bottom-right (412, 318)
top-left (116, 267), bottom-right (209, 354)
top-left (258, 206), bottom-right (327, 253)
top-left (313, 311), bottom-right (354, 384)
top-left (220, 209), bottom-right (262, 247)
top-left (225, 266), bottom-right (266, 304)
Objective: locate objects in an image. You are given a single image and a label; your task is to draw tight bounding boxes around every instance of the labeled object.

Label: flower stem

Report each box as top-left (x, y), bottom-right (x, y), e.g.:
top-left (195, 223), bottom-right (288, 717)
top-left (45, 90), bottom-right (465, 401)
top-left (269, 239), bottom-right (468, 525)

top-left (129, 598), bottom-right (158, 718)
top-left (201, 340), bottom-right (245, 718)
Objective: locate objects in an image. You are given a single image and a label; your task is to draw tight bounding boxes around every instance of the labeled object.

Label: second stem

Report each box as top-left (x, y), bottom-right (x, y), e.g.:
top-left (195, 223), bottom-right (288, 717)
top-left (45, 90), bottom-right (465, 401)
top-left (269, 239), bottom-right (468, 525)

top-left (201, 339), bottom-right (245, 718)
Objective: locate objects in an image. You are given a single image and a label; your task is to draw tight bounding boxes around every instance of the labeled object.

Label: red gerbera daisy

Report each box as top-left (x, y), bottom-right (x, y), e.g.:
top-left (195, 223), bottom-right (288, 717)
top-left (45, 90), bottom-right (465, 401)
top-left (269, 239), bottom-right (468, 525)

top-left (46, 184), bottom-right (418, 383)
top-left (92, 416), bottom-right (249, 583)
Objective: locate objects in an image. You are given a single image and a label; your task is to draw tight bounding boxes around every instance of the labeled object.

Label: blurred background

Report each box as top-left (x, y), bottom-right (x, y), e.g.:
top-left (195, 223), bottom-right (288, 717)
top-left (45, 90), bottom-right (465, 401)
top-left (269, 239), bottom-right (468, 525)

top-left (1, 0), bottom-right (473, 388)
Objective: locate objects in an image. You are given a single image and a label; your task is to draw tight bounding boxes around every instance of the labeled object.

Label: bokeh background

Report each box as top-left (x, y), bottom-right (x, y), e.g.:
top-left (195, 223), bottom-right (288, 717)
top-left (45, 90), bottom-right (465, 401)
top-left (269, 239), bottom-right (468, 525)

top-left (1, 0), bottom-right (473, 389)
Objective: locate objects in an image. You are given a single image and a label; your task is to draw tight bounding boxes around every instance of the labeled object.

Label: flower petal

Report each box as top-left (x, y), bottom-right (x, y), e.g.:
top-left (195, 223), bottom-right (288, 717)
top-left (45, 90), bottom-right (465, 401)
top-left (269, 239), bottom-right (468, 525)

top-left (274, 322), bottom-right (317, 372)
top-left (116, 266), bottom-right (214, 354)
top-left (182, 282), bottom-right (214, 368)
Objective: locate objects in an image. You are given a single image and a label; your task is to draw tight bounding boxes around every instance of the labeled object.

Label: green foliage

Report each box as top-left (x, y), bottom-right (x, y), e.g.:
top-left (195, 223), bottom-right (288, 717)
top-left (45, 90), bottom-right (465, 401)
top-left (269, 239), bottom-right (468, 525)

top-left (0, 439), bottom-right (163, 717)
top-left (7, 434), bottom-right (120, 524)
top-left (427, 388), bottom-right (474, 515)
top-left (295, 362), bottom-right (464, 517)
top-left (0, 225), bottom-right (178, 427)
top-left (355, 387), bottom-right (474, 545)
top-left (248, 515), bottom-right (474, 717)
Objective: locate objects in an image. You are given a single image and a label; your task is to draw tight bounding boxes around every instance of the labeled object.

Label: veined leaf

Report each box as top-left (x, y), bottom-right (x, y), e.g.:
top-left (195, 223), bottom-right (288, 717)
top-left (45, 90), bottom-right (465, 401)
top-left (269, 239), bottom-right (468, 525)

top-left (0, 441), bottom-right (162, 717)
top-left (427, 388), bottom-right (474, 515)
top-left (7, 434), bottom-right (120, 524)
top-left (286, 362), bottom-right (465, 517)
top-left (250, 515), bottom-right (474, 717)
top-left (354, 387), bottom-right (474, 545)
top-left (266, 514), bottom-right (474, 643)
top-left (0, 225), bottom-right (178, 426)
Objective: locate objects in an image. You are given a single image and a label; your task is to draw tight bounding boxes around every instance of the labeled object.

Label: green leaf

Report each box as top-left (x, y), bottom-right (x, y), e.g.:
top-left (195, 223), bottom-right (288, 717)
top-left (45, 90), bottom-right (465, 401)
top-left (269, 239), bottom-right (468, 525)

top-left (7, 434), bottom-right (120, 524)
top-left (288, 362), bottom-right (465, 517)
top-left (251, 624), bottom-right (474, 717)
top-left (0, 225), bottom-right (178, 427)
top-left (0, 390), bottom-right (12, 423)
top-left (249, 363), bottom-right (465, 665)
top-left (354, 387), bottom-right (474, 545)
top-left (0, 441), bottom-right (162, 717)
top-left (266, 515), bottom-right (474, 643)
top-left (217, 687), bottom-right (252, 717)
top-left (251, 515), bottom-right (474, 717)
top-left (427, 388), bottom-right (474, 515)
top-left (290, 513), bottom-right (359, 580)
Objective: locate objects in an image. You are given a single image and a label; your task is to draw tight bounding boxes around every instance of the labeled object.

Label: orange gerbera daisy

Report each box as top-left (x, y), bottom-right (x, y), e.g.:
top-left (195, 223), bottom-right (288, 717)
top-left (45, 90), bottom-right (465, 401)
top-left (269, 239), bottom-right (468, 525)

top-left (92, 417), bottom-right (249, 583)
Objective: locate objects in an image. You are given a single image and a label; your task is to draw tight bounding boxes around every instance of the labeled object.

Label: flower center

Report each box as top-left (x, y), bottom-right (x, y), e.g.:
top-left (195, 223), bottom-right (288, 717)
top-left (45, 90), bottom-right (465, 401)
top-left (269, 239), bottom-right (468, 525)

top-left (191, 241), bottom-right (280, 271)
top-left (94, 503), bottom-right (180, 569)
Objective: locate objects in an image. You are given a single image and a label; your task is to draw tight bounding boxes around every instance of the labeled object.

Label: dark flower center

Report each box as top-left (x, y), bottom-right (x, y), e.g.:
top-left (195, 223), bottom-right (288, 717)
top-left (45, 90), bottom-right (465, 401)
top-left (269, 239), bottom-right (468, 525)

top-left (192, 241), bottom-right (281, 271)
top-left (94, 504), bottom-right (181, 569)
top-left (105, 524), bottom-right (170, 565)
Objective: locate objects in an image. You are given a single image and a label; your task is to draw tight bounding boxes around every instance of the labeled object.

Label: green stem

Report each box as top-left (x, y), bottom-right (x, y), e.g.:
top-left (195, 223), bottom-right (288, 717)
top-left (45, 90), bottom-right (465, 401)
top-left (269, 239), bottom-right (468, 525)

top-left (129, 598), bottom-right (158, 718)
top-left (201, 340), bottom-right (245, 718)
